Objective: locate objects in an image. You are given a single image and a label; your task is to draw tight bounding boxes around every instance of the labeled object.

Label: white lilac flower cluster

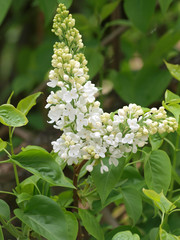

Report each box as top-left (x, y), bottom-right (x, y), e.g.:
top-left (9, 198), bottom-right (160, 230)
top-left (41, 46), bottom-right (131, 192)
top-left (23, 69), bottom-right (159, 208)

top-left (46, 4), bottom-right (178, 173)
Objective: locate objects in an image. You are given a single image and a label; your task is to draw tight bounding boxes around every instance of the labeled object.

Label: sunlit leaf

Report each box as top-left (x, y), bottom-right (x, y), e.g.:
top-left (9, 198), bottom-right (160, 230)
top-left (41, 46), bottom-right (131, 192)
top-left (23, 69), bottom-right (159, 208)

top-left (0, 138), bottom-right (7, 152)
top-left (17, 92), bottom-right (42, 115)
top-left (160, 229), bottom-right (180, 240)
top-left (143, 189), bottom-right (176, 213)
top-left (165, 61), bottom-right (180, 81)
top-left (165, 90), bottom-right (180, 104)
top-left (0, 104), bottom-right (28, 127)
top-left (112, 230), bottom-right (140, 240)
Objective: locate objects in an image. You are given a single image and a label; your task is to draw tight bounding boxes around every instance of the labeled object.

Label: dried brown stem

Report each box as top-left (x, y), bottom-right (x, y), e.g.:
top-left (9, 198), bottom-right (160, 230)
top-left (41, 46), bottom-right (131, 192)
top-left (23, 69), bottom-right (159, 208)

top-left (101, 26), bottom-right (128, 46)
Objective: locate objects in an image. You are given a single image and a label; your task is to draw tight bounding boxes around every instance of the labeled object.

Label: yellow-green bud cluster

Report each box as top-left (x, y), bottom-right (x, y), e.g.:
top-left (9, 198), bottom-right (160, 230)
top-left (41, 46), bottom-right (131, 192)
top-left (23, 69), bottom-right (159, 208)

top-left (52, 4), bottom-right (83, 51)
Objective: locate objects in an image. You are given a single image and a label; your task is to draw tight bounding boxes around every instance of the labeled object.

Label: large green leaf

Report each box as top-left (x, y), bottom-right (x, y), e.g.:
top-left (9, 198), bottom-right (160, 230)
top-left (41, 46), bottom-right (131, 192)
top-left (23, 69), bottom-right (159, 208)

top-left (124, 0), bottom-right (156, 32)
top-left (159, 0), bottom-right (173, 14)
top-left (11, 146), bottom-right (74, 188)
top-left (37, 0), bottom-right (57, 25)
top-left (112, 230), bottom-right (140, 240)
top-left (17, 92), bottom-right (42, 115)
top-left (0, 0), bottom-right (12, 25)
top-left (143, 189), bottom-right (176, 214)
top-left (110, 67), bottom-right (171, 106)
top-left (14, 195), bottom-right (78, 240)
top-left (121, 187), bottom-right (142, 225)
top-left (91, 157), bottom-right (125, 204)
top-left (144, 150), bottom-right (171, 194)
top-left (0, 200), bottom-right (10, 221)
top-left (165, 61), bottom-right (180, 81)
top-left (79, 209), bottom-right (104, 240)
top-left (0, 104), bottom-right (28, 127)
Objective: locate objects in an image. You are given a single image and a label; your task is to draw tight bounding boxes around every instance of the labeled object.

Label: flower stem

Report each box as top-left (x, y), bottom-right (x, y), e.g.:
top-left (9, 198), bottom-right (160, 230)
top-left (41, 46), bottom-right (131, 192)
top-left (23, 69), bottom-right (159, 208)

top-left (9, 127), bottom-right (20, 187)
top-left (73, 160), bottom-right (88, 240)
top-left (0, 190), bottom-right (15, 196)
top-left (168, 133), bottom-right (179, 200)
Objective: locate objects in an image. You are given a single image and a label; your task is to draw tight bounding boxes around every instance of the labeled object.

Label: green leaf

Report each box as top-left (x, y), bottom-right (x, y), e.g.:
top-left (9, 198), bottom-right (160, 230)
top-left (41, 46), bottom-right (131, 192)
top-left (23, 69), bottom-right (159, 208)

top-left (14, 195), bottom-right (78, 240)
top-left (149, 133), bottom-right (163, 151)
top-left (0, 0), bottom-right (12, 25)
top-left (163, 103), bottom-right (180, 122)
top-left (72, 14), bottom-right (91, 31)
top-left (0, 225), bottom-right (4, 240)
top-left (121, 187), bottom-right (142, 225)
top-left (11, 146), bottom-right (74, 188)
top-left (16, 193), bottom-right (32, 205)
top-left (37, 0), bottom-right (57, 25)
top-left (57, 0), bottom-right (73, 9)
top-left (112, 230), bottom-right (140, 240)
top-left (147, 31), bottom-right (180, 66)
top-left (79, 209), bottom-right (104, 240)
top-left (100, 0), bottom-right (120, 21)
top-left (124, 0), bottom-right (156, 32)
top-left (54, 190), bottom-right (73, 208)
top-left (0, 138), bottom-right (7, 152)
top-left (160, 229), bottom-right (180, 240)
top-left (17, 92), bottom-right (42, 115)
top-left (105, 226), bottom-right (141, 240)
top-left (85, 48), bottom-right (104, 78)
top-left (0, 104), bottom-right (28, 127)
top-left (144, 150), bottom-right (171, 194)
top-left (165, 90), bottom-right (180, 104)
top-left (165, 61), bottom-right (180, 81)
top-left (110, 67), bottom-right (171, 106)
top-left (159, 0), bottom-right (173, 14)
top-left (91, 157), bottom-right (125, 204)
top-left (0, 199), bottom-right (10, 221)
top-left (143, 189), bottom-right (176, 214)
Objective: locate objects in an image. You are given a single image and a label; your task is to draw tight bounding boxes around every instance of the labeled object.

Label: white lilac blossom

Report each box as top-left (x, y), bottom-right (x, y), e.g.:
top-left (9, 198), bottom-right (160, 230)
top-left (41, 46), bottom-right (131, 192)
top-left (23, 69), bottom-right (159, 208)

top-left (46, 4), bottom-right (178, 173)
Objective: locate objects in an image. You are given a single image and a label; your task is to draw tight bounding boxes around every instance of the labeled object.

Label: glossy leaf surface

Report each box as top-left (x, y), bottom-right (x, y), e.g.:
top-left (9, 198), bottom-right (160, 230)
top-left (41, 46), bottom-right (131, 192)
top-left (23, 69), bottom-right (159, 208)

top-left (0, 104), bottom-right (28, 127)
